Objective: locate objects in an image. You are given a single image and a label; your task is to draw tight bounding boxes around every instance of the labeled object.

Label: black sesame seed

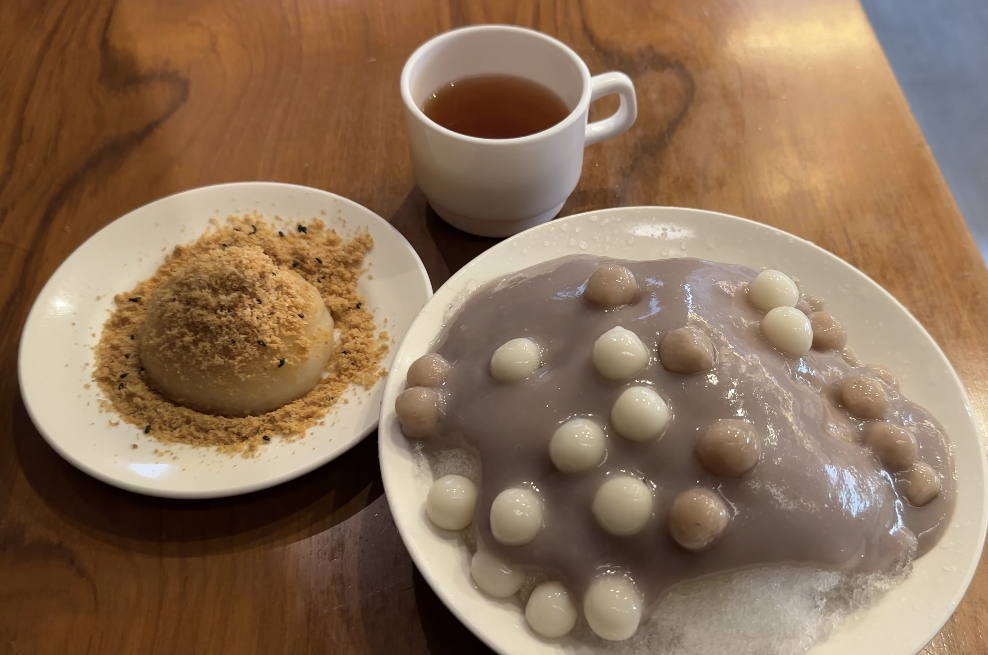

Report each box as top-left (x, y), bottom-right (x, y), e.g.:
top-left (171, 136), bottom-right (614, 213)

top-left (292, 261), bottom-right (299, 268)
top-left (278, 358), bottom-right (286, 368)
top-left (315, 257), bottom-right (322, 264)
top-left (256, 298), bottom-right (262, 304)
top-left (124, 353), bottom-right (131, 359)
top-left (231, 339), bottom-right (236, 345)
top-left (355, 302), bottom-right (362, 309)
top-left (128, 297), bottom-right (141, 303)
top-left (140, 367), bottom-right (145, 372)
top-left (297, 224), bottom-right (307, 234)
top-left (144, 425), bottom-right (151, 434)
top-left (117, 382), bottom-right (124, 389)
top-left (298, 313), bottom-right (304, 319)
top-left (119, 373), bottom-right (128, 379)
top-left (222, 244), bottom-right (228, 249)
top-left (342, 350), bottom-right (350, 355)
top-left (278, 231), bottom-right (285, 237)
top-left (248, 225), bottom-right (257, 235)
top-left (262, 435), bottom-right (271, 442)
top-left (257, 340), bottom-right (266, 347)
top-left (130, 334), bottom-right (135, 340)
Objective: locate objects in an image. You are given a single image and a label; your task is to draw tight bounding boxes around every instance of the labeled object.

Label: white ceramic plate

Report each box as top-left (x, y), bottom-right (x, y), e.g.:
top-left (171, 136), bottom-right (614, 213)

top-left (379, 207), bottom-right (988, 655)
top-left (19, 182), bottom-right (431, 498)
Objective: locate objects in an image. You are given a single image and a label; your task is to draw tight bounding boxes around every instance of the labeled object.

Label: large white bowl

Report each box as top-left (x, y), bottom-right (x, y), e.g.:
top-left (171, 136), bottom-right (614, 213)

top-left (19, 182), bottom-right (431, 498)
top-left (379, 206), bottom-right (987, 655)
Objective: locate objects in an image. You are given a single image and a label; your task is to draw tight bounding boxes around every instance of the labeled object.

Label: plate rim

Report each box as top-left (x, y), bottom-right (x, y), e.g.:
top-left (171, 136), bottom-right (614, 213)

top-left (18, 181), bottom-right (432, 499)
top-left (378, 204), bottom-right (988, 655)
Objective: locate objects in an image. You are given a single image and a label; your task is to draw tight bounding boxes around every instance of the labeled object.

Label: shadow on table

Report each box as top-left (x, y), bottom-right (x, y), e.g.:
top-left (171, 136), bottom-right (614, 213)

top-left (387, 184), bottom-right (631, 287)
top-left (356, 559), bottom-right (497, 655)
top-left (411, 567), bottom-right (497, 655)
top-left (10, 396), bottom-right (383, 556)
top-left (388, 186), bottom-right (500, 289)
top-left (349, 496), bottom-right (496, 655)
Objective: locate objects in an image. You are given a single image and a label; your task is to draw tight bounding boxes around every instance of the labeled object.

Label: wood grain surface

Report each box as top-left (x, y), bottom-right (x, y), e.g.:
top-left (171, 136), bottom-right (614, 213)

top-left (2, 0), bottom-right (987, 653)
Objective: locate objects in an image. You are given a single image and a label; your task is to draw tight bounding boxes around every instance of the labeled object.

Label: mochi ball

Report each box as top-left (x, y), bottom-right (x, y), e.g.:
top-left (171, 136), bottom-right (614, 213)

top-left (592, 327), bottom-right (649, 380)
top-left (525, 581), bottom-right (577, 638)
top-left (490, 338), bottom-right (542, 382)
top-left (762, 307), bottom-right (813, 356)
top-left (425, 475), bottom-right (477, 531)
top-left (862, 422), bottom-right (917, 472)
top-left (583, 574), bottom-right (642, 641)
top-left (585, 265), bottom-right (639, 307)
top-left (549, 418), bottom-right (606, 473)
top-left (696, 419), bottom-right (761, 477)
top-left (840, 375), bottom-right (890, 420)
top-left (470, 550), bottom-right (525, 598)
top-left (592, 475), bottom-right (653, 536)
top-left (796, 294), bottom-right (825, 316)
top-left (810, 312), bottom-right (847, 351)
top-left (658, 327), bottom-right (716, 374)
top-left (395, 387), bottom-right (442, 440)
top-left (140, 247), bottom-right (335, 416)
top-left (668, 488), bottom-right (730, 551)
top-left (407, 353), bottom-right (452, 387)
top-left (900, 462), bottom-right (941, 507)
top-left (748, 269), bottom-right (799, 312)
top-left (490, 487), bottom-right (543, 545)
top-left (611, 386), bottom-right (670, 442)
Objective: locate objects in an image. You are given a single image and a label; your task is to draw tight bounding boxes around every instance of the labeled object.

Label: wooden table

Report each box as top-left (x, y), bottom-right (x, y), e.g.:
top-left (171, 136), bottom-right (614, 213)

top-left (2, 0), bottom-right (986, 653)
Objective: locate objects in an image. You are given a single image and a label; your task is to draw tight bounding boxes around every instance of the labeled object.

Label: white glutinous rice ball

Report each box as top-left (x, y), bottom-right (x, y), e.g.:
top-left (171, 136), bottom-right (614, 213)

top-left (490, 487), bottom-right (543, 545)
top-left (425, 475), bottom-right (477, 531)
top-left (592, 475), bottom-right (653, 536)
top-left (583, 574), bottom-right (643, 641)
top-left (761, 306), bottom-right (813, 356)
top-left (525, 581), bottom-right (577, 638)
top-left (748, 269), bottom-right (799, 312)
top-left (470, 550), bottom-right (525, 598)
top-left (490, 338), bottom-right (542, 382)
top-left (549, 418), bottom-right (606, 473)
top-left (611, 386), bottom-right (670, 442)
top-left (592, 326), bottom-right (649, 380)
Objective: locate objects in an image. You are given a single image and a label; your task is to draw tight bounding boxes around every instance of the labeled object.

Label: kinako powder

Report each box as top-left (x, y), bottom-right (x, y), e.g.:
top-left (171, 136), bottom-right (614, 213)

top-left (92, 213), bottom-right (389, 454)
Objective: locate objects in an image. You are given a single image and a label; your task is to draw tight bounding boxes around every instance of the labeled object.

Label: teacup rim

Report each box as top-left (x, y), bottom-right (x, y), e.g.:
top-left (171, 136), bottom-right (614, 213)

top-left (400, 24), bottom-right (593, 146)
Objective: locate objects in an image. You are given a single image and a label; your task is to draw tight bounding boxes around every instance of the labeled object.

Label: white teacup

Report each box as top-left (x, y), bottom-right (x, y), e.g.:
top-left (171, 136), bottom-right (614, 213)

top-left (401, 25), bottom-right (637, 237)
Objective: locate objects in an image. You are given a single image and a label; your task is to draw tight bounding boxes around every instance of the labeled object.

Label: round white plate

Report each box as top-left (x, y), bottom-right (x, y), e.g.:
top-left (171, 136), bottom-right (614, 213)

top-left (379, 207), bottom-right (988, 655)
top-left (19, 182), bottom-right (431, 498)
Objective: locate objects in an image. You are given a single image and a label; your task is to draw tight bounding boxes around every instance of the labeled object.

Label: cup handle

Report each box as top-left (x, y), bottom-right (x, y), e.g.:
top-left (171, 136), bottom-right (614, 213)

top-left (584, 72), bottom-right (638, 147)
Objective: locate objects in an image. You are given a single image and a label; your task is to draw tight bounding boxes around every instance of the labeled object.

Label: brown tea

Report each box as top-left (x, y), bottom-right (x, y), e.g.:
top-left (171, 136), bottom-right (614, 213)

top-left (422, 74), bottom-right (571, 139)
